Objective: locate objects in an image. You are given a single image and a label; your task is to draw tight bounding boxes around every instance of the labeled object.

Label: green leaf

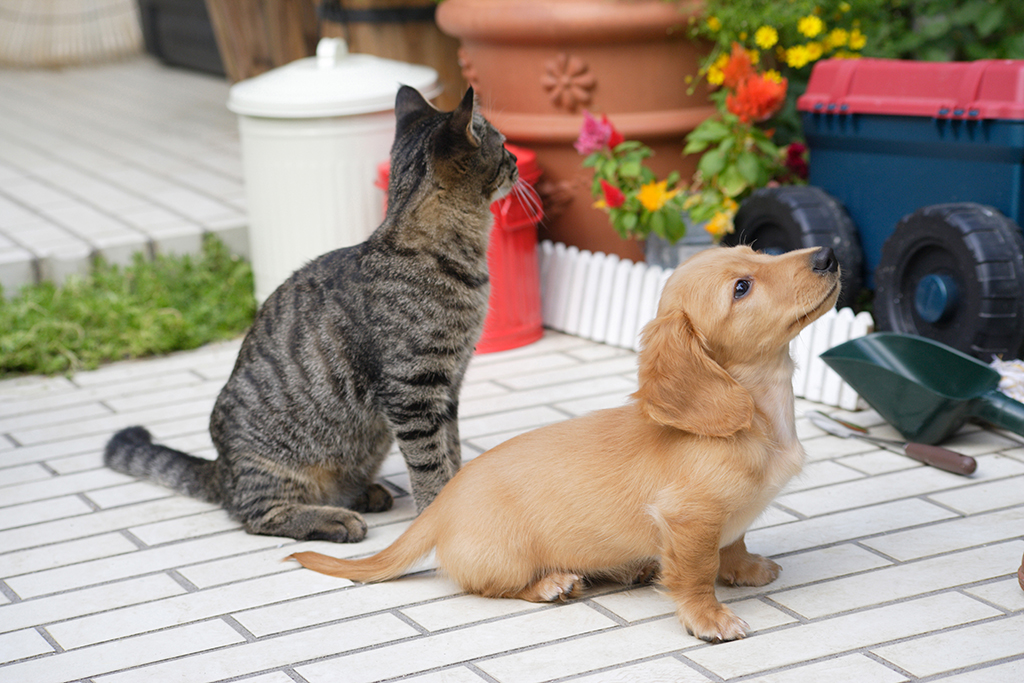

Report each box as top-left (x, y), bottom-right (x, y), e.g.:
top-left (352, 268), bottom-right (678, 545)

top-left (736, 151), bottom-right (762, 184)
top-left (976, 5), bottom-right (1005, 38)
top-left (683, 139), bottom-right (710, 155)
top-left (687, 119), bottom-right (730, 143)
top-left (719, 164), bottom-right (748, 198)
top-left (698, 149), bottom-right (727, 178)
top-left (663, 210), bottom-right (686, 244)
top-left (619, 160), bottom-right (642, 178)
top-left (649, 210), bottom-right (666, 240)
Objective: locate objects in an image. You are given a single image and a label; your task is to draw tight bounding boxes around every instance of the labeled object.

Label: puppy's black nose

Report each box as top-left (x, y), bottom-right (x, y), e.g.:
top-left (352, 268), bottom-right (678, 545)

top-left (812, 247), bottom-right (838, 274)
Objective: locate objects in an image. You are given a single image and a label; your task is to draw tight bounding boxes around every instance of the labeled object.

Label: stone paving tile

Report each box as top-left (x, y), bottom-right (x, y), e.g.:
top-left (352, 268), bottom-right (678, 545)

top-left (749, 498), bottom-right (959, 556)
top-left (930, 658), bottom-right (1024, 683)
top-left (872, 614), bottom-right (1024, 679)
top-left (296, 603), bottom-right (617, 683)
top-left (684, 593), bottom-right (1001, 679)
top-left (771, 540), bottom-right (1024, 618)
top-left (3, 620), bottom-right (245, 683)
top-left (476, 616), bottom-right (699, 683)
top-left (0, 574), bottom-right (186, 635)
top-left (569, 657), bottom-right (713, 683)
top-left (776, 455), bottom-right (1024, 517)
top-left (743, 654), bottom-right (910, 683)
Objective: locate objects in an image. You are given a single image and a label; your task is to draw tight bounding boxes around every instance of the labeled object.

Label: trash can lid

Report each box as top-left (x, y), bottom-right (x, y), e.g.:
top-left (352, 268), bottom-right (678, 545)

top-left (228, 38), bottom-right (441, 119)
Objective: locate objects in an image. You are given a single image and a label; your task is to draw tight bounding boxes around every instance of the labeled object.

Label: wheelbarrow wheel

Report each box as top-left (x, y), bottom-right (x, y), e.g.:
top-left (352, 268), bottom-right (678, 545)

top-left (874, 203), bottom-right (1024, 360)
top-left (726, 186), bottom-right (863, 309)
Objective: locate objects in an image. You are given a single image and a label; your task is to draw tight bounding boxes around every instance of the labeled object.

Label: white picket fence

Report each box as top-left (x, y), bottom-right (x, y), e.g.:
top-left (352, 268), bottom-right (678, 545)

top-left (537, 240), bottom-right (873, 410)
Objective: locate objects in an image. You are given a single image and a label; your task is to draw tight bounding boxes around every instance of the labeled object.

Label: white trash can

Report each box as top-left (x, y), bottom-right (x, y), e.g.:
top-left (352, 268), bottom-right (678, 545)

top-left (228, 38), bottom-right (440, 303)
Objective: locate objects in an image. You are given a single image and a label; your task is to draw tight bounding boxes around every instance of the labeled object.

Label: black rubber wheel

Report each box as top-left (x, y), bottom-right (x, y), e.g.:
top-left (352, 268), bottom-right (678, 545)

top-left (874, 203), bottom-right (1024, 360)
top-left (725, 186), bottom-right (863, 309)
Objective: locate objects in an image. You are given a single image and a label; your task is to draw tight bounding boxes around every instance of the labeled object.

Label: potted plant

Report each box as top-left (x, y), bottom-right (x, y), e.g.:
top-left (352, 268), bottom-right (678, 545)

top-left (436, 0), bottom-right (714, 262)
top-left (577, 43), bottom-right (806, 268)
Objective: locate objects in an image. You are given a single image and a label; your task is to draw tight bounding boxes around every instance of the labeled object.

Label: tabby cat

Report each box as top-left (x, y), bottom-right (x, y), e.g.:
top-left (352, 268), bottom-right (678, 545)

top-left (105, 86), bottom-right (520, 542)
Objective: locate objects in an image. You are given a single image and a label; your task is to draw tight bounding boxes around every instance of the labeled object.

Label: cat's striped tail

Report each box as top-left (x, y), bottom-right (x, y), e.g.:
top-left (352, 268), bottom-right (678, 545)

top-left (104, 426), bottom-right (223, 504)
top-left (288, 505), bottom-right (439, 583)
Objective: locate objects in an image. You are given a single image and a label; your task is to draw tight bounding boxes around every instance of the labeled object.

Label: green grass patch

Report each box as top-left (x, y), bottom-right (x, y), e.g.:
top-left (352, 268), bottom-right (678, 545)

top-left (0, 235), bottom-right (256, 378)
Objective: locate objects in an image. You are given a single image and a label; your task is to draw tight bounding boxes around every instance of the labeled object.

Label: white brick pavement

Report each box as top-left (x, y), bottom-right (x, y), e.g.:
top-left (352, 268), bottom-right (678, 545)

top-left (1, 331), bottom-right (1023, 682)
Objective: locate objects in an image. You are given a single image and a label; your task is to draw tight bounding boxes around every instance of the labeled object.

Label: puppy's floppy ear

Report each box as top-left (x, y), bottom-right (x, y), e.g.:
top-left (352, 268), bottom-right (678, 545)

top-left (633, 310), bottom-right (754, 437)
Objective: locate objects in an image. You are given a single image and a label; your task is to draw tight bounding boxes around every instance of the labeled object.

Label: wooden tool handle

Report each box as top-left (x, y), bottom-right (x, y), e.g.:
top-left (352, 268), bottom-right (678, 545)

top-left (905, 443), bottom-right (977, 476)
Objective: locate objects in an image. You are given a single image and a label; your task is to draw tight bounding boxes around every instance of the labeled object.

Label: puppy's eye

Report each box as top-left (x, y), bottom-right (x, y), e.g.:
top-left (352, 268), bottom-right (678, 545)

top-left (734, 279), bottom-right (752, 299)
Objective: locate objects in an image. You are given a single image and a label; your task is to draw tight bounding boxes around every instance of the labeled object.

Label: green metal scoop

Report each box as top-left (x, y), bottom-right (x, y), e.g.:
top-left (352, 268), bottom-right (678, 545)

top-left (820, 332), bottom-right (1024, 445)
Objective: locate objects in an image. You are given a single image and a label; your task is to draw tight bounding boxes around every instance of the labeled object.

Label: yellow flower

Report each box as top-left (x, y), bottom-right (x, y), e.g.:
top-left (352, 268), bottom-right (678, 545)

top-left (593, 199), bottom-right (607, 210)
top-left (826, 28), bottom-right (849, 49)
top-left (638, 180), bottom-right (678, 213)
top-left (763, 69), bottom-right (784, 84)
top-left (705, 211), bottom-right (735, 238)
top-left (739, 31), bottom-right (748, 41)
top-left (707, 67), bottom-right (724, 85)
top-left (797, 15), bottom-right (824, 38)
top-left (806, 41), bottom-right (824, 61)
top-left (849, 29), bottom-right (867, 50)
top-left (840, 2), bottom-right (851, 12)
top-left (707, 16), bottom-right (722, 32)
top-left (785, 45), bottom-right (813, 69)
top-left (754, 26), bottom-right (778, 49)
top-left (683, 194), bottom-right (701, 210)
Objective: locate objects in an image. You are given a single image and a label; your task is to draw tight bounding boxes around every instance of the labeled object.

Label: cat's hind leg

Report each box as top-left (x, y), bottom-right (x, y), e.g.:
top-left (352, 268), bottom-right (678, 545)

top-left (350, 482), bottom-right (394, 513)
top-left (227, 455), bottom-right (371, 543)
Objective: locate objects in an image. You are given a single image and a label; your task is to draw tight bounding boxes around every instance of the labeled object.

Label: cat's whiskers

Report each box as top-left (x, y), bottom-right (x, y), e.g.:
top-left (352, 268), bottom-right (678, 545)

top-left (511, 178), bottom-right (543, 220)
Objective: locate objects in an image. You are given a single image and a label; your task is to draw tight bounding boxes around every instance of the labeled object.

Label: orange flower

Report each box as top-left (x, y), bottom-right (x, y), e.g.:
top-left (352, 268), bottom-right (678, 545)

top-left (726, 73), bottom-right (788, 123)
top-left (721, 43), bottom-right (754, 90)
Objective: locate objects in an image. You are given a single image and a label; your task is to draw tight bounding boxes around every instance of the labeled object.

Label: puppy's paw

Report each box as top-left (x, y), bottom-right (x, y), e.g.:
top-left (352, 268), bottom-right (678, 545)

top-left (631, 560), bottom-right (660, 585)
top-left (520, 573), bottom-right (583, 602)
top-left (718, 553), bottom-right (780, 587)
top-left (681, 604), bottom-right (749, 643)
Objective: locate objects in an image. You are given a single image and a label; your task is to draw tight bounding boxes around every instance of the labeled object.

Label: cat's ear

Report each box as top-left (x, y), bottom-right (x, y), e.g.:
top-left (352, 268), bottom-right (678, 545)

top-left (450, 87), bottom-right (480, 148)
top-left (394, 85), bottom-right (437, 134)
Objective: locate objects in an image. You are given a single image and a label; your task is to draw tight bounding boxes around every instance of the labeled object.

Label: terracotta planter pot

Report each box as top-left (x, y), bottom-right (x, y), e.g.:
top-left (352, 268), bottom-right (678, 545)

top-left (437, 0), bottom-right (713, 261)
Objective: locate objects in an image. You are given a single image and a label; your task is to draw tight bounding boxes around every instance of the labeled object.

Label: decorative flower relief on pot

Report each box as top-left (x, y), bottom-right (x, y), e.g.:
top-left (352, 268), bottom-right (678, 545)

top-left (456, 47), bottom-right (480, 90)
top-left (541, 53), bottom-right (596, 111)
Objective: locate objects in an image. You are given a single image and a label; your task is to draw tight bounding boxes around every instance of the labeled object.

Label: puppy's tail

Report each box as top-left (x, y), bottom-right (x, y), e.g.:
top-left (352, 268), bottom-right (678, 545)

top-left (289, 505), bottom-right (439, 583)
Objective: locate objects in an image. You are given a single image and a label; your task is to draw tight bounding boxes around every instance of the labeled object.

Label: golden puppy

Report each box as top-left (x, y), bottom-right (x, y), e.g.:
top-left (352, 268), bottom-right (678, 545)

top-left (291, 245), bottom-right (840, 642)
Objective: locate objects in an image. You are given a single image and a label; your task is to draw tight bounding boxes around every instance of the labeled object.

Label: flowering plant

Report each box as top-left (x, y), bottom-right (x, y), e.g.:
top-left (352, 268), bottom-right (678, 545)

top-left (697, 0), bottom-right (872, 80)
top-left (576, 111), bottom-right (689, 243)
top-left (682, 43), bottom-right (799, 239)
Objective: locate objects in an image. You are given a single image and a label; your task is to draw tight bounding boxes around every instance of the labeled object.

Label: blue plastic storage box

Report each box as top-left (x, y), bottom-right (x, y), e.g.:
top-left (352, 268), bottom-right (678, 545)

top-left (797, 58), bottom-right (1024, 287)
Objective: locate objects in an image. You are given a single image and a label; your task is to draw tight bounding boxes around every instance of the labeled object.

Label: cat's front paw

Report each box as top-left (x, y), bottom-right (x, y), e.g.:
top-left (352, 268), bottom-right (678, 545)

top-left (303, 510), bottom-right (369, 543)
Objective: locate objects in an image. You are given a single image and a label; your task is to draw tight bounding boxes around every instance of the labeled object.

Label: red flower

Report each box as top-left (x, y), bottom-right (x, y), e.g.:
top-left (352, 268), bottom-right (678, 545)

top-left (600, 179), bottom-right (626, 208)
top-left (726, 73), bottom-right (788, 123)
top-left (785, 142), bottom-right (809, 180)
top-left (602, 114), bottom-right (624, 149)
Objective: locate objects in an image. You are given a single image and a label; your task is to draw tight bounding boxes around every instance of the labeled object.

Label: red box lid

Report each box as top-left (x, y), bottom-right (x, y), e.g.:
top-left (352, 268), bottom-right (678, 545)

top-left (797, 58), bottom-right (1024, 120)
